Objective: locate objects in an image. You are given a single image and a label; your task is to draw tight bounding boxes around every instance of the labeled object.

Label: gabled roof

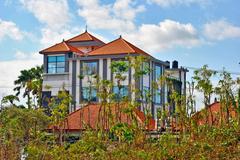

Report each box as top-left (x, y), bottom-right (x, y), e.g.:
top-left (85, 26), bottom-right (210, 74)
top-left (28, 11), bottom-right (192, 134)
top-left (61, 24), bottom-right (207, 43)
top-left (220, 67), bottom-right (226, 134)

top-left (39, 41), bottom-right (83, 55)
top-left (67, 31), bottom-right (105, 44)
top-left (192, 102), bottom-right (237, 126)
top-left (88, 36), bottom-right (151, 57)
top-left (48, 103), bottom-right (156, 131)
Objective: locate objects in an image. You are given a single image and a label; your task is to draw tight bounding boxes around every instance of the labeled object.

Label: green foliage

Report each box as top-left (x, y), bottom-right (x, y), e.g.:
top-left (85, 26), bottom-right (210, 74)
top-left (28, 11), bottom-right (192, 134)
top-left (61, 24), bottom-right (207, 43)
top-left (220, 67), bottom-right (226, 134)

top-left (110, 123), bottom-right (134, 143)
top-left (0, 107), bottom-right (49, 159)
top-left (14, 65), bottom-right (43, 108)
top-left (2, 63), bottom-right (240, 159)
top-left (193, 65), bottom-right (216, 107)
top-left (1, 94), bottom-right (19, 107)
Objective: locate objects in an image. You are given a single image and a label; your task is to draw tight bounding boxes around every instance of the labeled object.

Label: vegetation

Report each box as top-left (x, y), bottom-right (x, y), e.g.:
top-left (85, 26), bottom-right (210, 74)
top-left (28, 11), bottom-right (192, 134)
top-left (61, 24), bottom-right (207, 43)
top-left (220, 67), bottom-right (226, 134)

top-left (1, 61), bottom-right (240, 159)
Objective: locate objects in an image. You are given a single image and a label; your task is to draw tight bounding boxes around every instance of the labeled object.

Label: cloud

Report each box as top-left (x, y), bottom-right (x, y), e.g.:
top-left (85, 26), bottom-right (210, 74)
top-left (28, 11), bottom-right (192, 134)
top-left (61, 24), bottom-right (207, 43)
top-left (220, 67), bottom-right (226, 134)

top-left (0, 19), bottom-right (24, 41)
top-left (203, 19), bottom-right (240, 41)
top-left (20, 0), bottom-right (70, 29)
top-left (76, 0), bottom-right (145, 33)
top-left (0, 51), bottom-right (42, 101)
top-left (123, 19), bottom-right (201, 53)
top-left (19, 0), bottom-right (86, 47)
top-left (148, 0), bottom-right (209, 7)
top-left (40, 27), bottom-right (81, 47)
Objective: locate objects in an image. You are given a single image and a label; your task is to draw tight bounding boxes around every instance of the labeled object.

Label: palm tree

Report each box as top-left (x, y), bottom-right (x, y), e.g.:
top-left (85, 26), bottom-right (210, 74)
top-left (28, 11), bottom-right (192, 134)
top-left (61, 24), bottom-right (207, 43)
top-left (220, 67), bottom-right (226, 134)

top-left (14, 66), bottom-right (43, 109)
top-left (1, 94), bottom-right (19, 107)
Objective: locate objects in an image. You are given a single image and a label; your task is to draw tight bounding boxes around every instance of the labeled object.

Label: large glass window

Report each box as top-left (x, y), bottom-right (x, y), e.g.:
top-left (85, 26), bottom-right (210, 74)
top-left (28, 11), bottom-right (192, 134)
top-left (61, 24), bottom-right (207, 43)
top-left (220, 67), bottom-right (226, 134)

top-left (155, 65), bottom-right (162, 104)
top-left (142, 62), bottom-right (150, 101)
top-left (81, 61), bottom-right (98, 102)
top-left (111, 60), bottom-right (129, 100)
top-left (47, 55), bottom-right (65, 73)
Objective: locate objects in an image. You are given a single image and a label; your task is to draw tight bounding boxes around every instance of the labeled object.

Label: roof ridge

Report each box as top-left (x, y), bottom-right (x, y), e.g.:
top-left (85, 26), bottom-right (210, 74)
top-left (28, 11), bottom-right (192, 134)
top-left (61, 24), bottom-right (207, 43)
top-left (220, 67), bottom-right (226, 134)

top-left (66, 31), bottom-right (87, 42)
top-left (62, 41), bottom-right (70, 50)
top-left (66, 31), bottom-right (105, 44)
top-left (39, 41), bottom-right (65, 53)
top-left (120, 37), bottom-right (136, 53)
top-left (86, 37), bottom-right (120, 54)
top-left (66, 42), bottom-right (85, 55)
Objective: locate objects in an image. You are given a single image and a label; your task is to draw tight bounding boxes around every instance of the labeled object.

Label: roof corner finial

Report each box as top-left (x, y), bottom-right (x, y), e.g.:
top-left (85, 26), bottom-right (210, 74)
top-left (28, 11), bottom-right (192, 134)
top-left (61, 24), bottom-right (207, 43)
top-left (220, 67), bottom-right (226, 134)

top-left (119, 35), bottom-right (122, 38)
top-left (62, 39), bottom-right (65, 42)
top-left (85, 25), bottom-right (88, 32)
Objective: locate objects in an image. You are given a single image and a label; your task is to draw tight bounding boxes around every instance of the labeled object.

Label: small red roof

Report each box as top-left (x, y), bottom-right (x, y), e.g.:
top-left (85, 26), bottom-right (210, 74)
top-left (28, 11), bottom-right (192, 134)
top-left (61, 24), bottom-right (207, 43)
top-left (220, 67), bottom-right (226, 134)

top-left (193, 102), bottom-right (237, 126)
top-left (49, 103), bottom-right (155, 132)
top-left (67, 31), bottom-right (105, 44)
top-left (39, 41), bottom-right (84, 55)
top-left (88, 36), bottom-right (151, 57)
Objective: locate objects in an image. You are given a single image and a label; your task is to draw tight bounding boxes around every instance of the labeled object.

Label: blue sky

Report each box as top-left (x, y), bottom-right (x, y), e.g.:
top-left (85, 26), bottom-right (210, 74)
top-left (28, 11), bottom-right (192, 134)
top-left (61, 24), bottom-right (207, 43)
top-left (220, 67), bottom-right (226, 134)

top-left (0, 0), bottom-right (240, 107)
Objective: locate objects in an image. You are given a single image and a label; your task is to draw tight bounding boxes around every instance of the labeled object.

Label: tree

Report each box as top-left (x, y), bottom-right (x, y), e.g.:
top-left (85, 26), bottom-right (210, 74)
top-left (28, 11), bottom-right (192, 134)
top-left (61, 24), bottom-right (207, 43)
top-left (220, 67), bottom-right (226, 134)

top-left (215, 70), bottom-right (237, 124)
top-left (111, 60), bottom-right (129, 123)
top-left (1, 94), bottom-right (19, 107)
top-left (14, 66), bottom-right (43, 109)
top-left (0, 107), bottom-right (49, 159)
top-left (96, 79), bottom-right (114, 131)
top-left (193, 65), bottom-right (216, 125)
top-left (80, 63), bottom-right (98, 127)
top-left (193, 65), bottom-right (216, 108)
top-left (49, 87), bottom-right (72, 145)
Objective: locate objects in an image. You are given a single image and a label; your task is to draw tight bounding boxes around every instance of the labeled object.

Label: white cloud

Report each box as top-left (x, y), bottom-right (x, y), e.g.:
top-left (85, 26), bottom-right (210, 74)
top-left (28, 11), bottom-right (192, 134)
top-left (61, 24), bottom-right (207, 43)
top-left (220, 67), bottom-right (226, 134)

top-left (19, 0), bottom-right (87, 47)
top-left (124, 19), bottom-right (201, 53)
top-left (0, 19), bottom-right (24, 41)
top-left (203, 19), bottom-right (240, 41)
top-left (40, 27), bottom-right (80, 47)
top-left (76, 0), bottom-right (145, 33)
top-left (0, 52), bottom-right (42, 102)
top-left (20, 0), bottom-right (70, 29)
top-left (148, 0), bottom-right (209, 7)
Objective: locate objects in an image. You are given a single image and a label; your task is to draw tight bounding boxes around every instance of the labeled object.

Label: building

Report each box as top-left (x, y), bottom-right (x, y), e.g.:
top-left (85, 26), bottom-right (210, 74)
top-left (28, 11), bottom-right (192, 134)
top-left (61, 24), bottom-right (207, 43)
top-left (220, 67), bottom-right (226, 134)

top-left (193, 101), bottom-right (237, 126)
top-left (39, 30), bottom-right (187, 128)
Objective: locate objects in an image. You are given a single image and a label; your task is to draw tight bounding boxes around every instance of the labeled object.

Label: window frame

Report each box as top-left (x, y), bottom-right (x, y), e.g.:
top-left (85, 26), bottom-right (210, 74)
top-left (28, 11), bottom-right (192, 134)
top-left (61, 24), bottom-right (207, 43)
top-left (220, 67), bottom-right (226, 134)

top-left (47, 54), bottom-right (66, 74)
top-left (80, 60), bottom-right (99, 103)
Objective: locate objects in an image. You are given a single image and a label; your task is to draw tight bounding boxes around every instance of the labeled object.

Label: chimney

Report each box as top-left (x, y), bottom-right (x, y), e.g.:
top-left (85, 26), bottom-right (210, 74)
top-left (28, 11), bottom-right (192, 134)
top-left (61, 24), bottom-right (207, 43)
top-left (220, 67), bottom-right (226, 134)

top-left (165, 61), bottom-right (170, 69)
top-left (172, 60), bottom-right (178, 69)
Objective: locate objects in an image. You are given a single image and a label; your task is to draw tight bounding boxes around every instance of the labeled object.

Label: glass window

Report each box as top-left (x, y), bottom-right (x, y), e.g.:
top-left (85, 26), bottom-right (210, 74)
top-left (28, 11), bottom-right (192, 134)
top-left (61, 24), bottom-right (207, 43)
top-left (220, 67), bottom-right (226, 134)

top-left (82, 61), bottom-right (97, 75)
top-left (155, 65), bottom-right (162, 104)
top-left (82, 87), bottom-right (97, 102)
top-left (155, 65), bottom-right (162, 80)
top-left (113, 86), bottom-right (128, 99)
top-left (141, 62), bottom-right (150, 102)
top-left (47, 55), bottom-right (65, 73)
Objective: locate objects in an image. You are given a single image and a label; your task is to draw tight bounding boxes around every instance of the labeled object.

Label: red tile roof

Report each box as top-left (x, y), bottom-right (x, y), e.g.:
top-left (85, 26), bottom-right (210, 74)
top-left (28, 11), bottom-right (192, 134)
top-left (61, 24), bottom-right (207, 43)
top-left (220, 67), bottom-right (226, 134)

top-left (67, 31), bottom-right (105, 44)
top-left (193, 102), bottom-right (237, 126)
top-left (88, 36), bottom-right (151, 57)
top-left (49, 103), bottom-right (156, 132)
top-left (39, 41), bottom-right (84, 55)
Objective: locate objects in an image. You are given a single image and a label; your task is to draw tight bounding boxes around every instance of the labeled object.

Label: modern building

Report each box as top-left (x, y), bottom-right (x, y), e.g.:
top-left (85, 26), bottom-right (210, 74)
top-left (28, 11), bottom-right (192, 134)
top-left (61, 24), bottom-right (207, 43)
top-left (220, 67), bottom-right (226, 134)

top-left (40, 30), bottom-right (187, 123)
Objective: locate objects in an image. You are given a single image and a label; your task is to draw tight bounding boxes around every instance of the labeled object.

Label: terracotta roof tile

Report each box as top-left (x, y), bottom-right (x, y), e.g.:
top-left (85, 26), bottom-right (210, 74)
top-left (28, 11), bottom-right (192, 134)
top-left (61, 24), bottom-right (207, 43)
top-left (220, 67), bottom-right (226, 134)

top-left (49, 103), bottom-right (156, 131)
top-left (88, 37), bottom-right (151, 57)
top-left (67, 31), bottom-right (105, 44)
top-left (193, 102), bottom-right (237, 126)
top-left (39, 41), bottom-right (83, 55)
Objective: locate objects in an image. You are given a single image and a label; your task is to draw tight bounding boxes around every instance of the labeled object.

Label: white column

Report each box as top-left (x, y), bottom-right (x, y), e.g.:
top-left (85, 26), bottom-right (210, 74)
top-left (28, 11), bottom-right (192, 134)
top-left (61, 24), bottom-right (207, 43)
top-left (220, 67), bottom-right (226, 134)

top-left (76, 60), bottom-right (80, 106)
top-left (107, 58), bottom-right (111, 80)
top-left (131, 66), bottom-right (135, 101)
top-left (69, 59), bottom-right (73, 112)
top-left (99, 58), bottom-right (103, 79)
